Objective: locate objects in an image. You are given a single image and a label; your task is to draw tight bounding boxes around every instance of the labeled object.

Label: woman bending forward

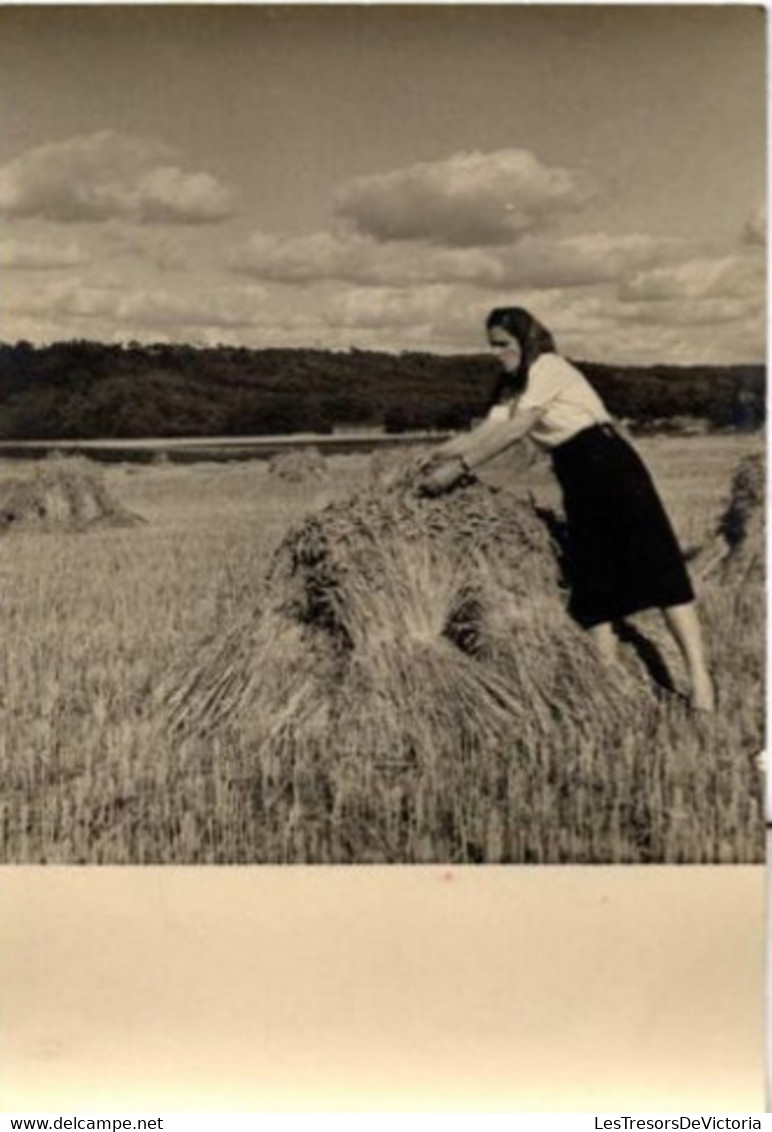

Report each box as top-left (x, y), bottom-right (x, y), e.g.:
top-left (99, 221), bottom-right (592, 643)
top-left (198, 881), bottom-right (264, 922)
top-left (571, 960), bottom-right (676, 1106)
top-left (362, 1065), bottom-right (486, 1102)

top-left (417, 306), bottom-right (715, 713)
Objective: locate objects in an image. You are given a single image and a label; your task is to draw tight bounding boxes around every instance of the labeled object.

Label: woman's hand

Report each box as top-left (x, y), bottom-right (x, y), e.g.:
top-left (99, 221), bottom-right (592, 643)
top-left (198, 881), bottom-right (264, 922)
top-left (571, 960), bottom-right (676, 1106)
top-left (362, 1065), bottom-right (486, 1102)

top-left (376, 450), bottom-right (469, 496)
top-left (378, 452), bottom-right (439, 492)
top-left (416, 455), bottom-right (468, 497)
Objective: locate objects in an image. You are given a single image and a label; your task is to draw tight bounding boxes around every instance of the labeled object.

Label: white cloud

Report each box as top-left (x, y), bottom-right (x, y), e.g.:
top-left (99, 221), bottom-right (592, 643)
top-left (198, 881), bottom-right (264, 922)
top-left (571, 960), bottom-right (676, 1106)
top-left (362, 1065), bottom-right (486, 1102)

top-left (0, 234), bottom-right (86, 270)
top-left (3, 264), bottom-right (764, 365)
top-left (103, 226), bottom-right (194, 272)
top-left (118, 288), bottom-right (270, 331)
top-left (321, 283), bottom-right (459, 333)
top-left (565, 321), bottom-right (762, 367)
top-left (619, 253), bottom-right (765, 303)
top-left (615, 296), bottom-right (763, 328)
top-left (497, 232), bottom-right (687, 290)
top-left (2, 274), bottom-right (484, 351)
top-left (0, 131), bottom-right (237, 225)
top-left (231, 229), bottom-right (501, 286)
top-left (231, 227), bottom-right (686, 291)
top-left (333, 149), bottom-right (594, 247)
top-left (3, 278), bottom-right (270, 332)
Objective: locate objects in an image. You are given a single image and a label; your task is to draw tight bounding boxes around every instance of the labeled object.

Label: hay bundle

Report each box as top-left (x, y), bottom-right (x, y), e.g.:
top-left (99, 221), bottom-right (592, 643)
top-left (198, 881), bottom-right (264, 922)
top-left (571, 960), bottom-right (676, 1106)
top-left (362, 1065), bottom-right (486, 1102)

top-left (159, 479), bottom-right (637, 748)
top-left (718, 452), bottom-right (763, 549)
top-left (719, 452), bottom-right (764, 585)
top-left (267, 446), bottom-right (328, 484)
top-left (265, 480), bottom-right (563, 644)
top-left (695, 452), bottom-right (764, 584)
top-left (156, 476), bottom-right (684, 863)
top-left (0, 457), bottom-right (145, 532)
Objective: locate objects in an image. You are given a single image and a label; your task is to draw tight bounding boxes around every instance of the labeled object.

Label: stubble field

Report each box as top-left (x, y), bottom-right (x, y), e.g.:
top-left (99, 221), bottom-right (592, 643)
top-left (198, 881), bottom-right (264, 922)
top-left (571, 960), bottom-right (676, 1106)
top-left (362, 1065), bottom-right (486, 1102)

top-left (0, 432), bottom-right (765, 864)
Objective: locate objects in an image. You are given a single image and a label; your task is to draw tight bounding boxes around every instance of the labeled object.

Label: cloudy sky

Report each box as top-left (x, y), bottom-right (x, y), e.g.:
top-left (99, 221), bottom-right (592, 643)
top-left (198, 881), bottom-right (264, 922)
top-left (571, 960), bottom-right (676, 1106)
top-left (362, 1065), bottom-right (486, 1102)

top-left (0, 5), bottom-right (765, 363)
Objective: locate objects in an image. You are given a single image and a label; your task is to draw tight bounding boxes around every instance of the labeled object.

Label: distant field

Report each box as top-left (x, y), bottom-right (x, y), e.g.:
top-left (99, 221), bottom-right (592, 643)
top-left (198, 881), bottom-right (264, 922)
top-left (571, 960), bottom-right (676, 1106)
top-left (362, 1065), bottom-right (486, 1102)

top-left (0, 432), bottom-right (764, 864)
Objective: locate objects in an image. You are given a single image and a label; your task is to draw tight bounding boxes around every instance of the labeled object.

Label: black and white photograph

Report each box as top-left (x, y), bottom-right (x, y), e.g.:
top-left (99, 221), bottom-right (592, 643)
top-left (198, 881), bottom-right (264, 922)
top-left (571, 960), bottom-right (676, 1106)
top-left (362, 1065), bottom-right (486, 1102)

top-left (0, 4), bottom-right (765, 866)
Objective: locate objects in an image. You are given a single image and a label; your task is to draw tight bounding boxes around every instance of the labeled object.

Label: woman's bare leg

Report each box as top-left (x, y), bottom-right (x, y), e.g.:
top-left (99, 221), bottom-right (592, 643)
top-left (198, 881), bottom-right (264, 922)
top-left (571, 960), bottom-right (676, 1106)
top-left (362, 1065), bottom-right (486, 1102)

top-left (588, 621), bottom-right (618, 666)
top-left (662, 601), bottom-right (715, 712)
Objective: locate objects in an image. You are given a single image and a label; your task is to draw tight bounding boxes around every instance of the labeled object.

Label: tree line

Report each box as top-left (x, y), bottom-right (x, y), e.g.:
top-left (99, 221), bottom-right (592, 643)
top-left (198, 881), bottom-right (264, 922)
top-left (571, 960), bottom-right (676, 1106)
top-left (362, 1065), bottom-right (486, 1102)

top-left (0, 339), bottom-right (764, 439)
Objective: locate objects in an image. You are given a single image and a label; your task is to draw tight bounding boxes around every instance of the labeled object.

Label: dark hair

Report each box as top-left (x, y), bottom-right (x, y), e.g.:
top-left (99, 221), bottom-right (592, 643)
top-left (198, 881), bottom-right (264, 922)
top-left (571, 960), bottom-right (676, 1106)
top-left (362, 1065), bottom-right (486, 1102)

top-left (486, 306), bottom-right (556, 401)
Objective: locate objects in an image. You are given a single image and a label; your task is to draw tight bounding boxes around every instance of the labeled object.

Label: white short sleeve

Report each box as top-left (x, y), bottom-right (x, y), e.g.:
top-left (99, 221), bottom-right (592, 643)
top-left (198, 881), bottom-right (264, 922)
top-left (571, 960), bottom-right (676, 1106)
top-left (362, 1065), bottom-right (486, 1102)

top-left (518, 354), bottom-right (573, 412)
top-left (486, 403), bottom-right (514, 423)
top-left (512, 353), bottom-right (613, 448)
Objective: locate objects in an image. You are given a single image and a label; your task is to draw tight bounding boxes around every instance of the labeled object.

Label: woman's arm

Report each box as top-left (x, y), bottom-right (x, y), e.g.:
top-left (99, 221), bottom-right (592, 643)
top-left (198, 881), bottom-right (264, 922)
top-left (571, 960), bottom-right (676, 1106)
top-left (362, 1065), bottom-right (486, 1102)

top-left (459, 405), bottom-right (543, 469)
top-left (414, 404), bottom-right (544, 496)
top-left (426, 404), bottom-right (543, 471)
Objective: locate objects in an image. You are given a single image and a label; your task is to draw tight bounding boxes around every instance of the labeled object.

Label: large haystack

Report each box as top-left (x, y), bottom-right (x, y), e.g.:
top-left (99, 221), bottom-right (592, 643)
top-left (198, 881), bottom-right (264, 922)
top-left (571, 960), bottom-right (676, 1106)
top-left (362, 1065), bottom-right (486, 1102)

top-left (267, 446), bottom-right (328, 484)
top-left (155, 462), bottom-right (769, 862)
top-left (266, 480), bottom-right (562, 641)
top-left (0, 457), bottom-right (145, 532)
top-left (159, 479), bottom-right (637, 755)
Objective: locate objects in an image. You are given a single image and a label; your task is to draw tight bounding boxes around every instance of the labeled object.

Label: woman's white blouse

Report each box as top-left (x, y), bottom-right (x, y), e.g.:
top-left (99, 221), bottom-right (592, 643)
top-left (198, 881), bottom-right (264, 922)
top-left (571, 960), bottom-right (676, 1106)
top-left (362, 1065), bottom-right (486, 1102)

top-left (513, 353), bottom-right (612, 449)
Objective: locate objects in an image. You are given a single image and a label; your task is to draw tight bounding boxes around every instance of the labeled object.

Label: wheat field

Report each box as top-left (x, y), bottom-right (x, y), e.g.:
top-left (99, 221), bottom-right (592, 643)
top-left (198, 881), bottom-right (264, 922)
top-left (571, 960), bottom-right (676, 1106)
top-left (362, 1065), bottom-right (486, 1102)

top-left (0, 433), bottom-right (765, 864)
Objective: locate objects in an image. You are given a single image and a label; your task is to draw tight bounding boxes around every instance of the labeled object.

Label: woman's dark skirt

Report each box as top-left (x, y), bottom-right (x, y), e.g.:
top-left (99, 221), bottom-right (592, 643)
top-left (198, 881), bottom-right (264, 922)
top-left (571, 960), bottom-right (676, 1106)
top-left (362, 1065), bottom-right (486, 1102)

top-left (550, 424), bottom-right (695, 628)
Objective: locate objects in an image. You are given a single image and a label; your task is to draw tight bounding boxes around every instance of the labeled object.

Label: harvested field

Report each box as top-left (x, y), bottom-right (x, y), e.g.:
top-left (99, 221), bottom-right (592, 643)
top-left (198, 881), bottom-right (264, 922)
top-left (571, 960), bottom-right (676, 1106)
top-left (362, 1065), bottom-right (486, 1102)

top-left (0, 434), bottom-right (765, 863)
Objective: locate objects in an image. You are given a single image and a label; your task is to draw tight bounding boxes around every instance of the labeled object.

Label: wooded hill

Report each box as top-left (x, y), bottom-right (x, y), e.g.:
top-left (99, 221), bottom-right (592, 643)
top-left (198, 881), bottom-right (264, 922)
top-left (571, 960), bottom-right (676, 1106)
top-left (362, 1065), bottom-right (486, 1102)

top-left (0, 340), bottom-right (764, 439)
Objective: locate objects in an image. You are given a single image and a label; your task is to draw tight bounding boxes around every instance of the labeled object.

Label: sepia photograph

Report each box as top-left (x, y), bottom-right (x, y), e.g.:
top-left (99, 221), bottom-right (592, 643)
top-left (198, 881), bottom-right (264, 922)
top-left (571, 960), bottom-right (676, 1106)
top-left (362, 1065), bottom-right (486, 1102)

top-left (0, 4), bottom-right (766, 866)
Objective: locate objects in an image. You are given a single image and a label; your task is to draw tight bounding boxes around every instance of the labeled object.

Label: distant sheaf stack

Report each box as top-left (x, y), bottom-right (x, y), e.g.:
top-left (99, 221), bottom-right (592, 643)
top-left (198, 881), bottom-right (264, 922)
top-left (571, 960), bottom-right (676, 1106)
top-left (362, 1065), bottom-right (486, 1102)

top-left (696, 451), bottom-right (764, 584)
top-left (266, 446), bottom-right (328, 484)
top-left (718, 452), bottom-right (764, 581)
top-left (0, 456), bottom-right (146, 532)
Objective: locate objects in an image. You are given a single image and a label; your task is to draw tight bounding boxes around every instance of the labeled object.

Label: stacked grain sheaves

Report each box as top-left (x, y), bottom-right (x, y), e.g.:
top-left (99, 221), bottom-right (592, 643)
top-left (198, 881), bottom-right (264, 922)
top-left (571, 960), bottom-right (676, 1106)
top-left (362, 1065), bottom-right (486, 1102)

top-left (717, 452), bottom-right (764, 582)
top-left (696, 451), bottom-right (764, 584)
top-left (160, 478), bottom-right (634, 759)
top-left (0, 456), bottom-right (145, 531)
top-left (267, 446), bottom-right (328, 484)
